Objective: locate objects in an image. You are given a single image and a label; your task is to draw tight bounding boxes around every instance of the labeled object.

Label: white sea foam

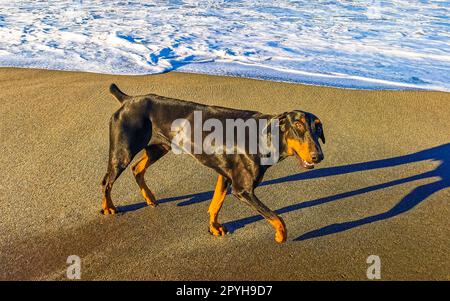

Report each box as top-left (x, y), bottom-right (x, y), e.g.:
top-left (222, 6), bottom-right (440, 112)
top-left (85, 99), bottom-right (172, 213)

top-left (0, 0), bottom-right (449, 91)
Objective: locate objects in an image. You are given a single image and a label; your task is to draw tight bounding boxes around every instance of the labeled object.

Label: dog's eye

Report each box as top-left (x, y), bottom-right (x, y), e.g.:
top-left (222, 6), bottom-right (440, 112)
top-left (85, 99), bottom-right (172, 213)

top-left (294, 121), bottom-right (304, 129)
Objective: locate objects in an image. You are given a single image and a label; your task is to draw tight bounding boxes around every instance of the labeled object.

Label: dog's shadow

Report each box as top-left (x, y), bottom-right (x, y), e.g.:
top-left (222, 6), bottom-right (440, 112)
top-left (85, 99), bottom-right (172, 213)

top-left (118, 143), bottom-right (450, 241)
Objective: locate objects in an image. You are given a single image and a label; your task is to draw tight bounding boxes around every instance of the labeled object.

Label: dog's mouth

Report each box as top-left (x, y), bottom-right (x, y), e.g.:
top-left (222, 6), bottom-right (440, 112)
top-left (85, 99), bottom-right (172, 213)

top-left (294, 152), bottom-right (315, 169)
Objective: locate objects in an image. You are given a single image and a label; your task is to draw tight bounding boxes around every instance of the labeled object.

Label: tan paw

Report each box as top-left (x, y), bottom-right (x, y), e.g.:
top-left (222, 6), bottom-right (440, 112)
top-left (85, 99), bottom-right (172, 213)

top-left (209, 222), bottom-right (227, 236)
top-left (146, 199), bottom-right (158, 207)
top-left (101, 207), bottom-right (117, 215)
top-left (142, 189), bottom-right (158, 207)
top-left (274, 228), bottom-right (287, 243)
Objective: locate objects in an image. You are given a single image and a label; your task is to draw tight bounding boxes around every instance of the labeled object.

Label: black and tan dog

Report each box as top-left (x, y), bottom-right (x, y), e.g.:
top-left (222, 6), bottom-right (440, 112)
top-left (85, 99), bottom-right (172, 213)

top-left (101, 84), bottom-right (325, 243)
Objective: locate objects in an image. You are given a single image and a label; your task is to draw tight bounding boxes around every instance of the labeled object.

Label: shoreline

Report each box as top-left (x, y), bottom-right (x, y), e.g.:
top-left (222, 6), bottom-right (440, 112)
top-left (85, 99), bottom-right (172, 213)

top-left (2, 66), bottom-right (449, 93)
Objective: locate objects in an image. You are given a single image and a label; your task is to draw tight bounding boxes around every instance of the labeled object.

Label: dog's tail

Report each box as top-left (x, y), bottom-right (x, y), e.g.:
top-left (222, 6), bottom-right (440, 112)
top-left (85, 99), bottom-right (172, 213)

top-left (109, 83), bottom-right (130, 103)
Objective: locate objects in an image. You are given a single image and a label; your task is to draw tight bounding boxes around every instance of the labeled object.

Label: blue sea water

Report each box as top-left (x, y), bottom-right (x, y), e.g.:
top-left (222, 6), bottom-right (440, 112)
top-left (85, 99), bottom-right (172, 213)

top-left (0, 0), bottom-right (449, 91)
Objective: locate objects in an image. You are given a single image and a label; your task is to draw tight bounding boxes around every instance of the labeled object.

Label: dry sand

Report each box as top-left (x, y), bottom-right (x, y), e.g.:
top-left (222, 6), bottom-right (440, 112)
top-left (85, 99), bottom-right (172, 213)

top-left (0, 67), bottom-right (449, 280)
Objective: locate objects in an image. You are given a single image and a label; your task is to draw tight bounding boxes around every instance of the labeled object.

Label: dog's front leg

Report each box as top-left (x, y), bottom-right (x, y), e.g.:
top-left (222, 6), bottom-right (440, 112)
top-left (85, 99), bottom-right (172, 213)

top-left (233, 190), bottom-right (287, 243)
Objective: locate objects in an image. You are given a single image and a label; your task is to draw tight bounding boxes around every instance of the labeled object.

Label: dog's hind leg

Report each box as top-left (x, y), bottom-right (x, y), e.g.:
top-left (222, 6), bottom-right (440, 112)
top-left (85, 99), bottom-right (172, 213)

top-left (100, 109), bottom-right (152, 215)
top-left (208, 175), bottom-right (229, 236)
top-left (131, 144), bottom-right (168, 207)
top-left (100, 155), bottom-right (130, 215)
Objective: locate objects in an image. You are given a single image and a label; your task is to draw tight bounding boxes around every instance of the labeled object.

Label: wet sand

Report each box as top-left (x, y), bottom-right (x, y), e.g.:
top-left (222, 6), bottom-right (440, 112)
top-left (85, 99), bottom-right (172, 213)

top-left (0, 67), bottom-right (449, 280)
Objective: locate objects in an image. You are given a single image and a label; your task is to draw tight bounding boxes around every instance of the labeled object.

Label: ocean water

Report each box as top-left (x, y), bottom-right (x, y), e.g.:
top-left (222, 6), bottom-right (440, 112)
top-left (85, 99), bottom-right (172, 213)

top-left (0, 0), bottom-right (449, 91)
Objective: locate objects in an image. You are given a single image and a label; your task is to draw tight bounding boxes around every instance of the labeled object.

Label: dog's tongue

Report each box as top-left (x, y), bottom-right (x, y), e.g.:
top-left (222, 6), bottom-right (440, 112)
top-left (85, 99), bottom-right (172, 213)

top-left (295, 153), bottom-right (315, 169)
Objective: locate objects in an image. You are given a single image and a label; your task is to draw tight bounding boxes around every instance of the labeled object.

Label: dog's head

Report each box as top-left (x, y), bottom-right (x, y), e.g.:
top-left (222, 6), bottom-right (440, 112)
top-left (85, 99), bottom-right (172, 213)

top-left (278, 110), bottom-right (325, 169)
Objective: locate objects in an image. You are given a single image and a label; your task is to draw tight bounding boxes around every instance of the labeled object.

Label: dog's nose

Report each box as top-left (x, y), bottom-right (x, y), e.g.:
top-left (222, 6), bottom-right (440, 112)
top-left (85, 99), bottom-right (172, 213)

top-left (311, 152), bottom-right (322, 163)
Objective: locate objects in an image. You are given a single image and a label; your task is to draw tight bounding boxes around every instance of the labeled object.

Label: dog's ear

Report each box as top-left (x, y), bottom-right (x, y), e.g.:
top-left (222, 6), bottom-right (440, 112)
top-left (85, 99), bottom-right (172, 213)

top-left (320, 129), bottom-right (326, 144)
top-left (315, 119), bottom-right (325, 144)
top-left (276, 112), bottom-right (289, 132)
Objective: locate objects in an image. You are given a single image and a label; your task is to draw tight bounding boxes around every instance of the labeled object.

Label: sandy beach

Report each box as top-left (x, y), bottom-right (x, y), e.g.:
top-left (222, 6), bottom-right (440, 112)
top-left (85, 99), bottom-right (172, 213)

top-left (0, 67), bottom-right (449, 280)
